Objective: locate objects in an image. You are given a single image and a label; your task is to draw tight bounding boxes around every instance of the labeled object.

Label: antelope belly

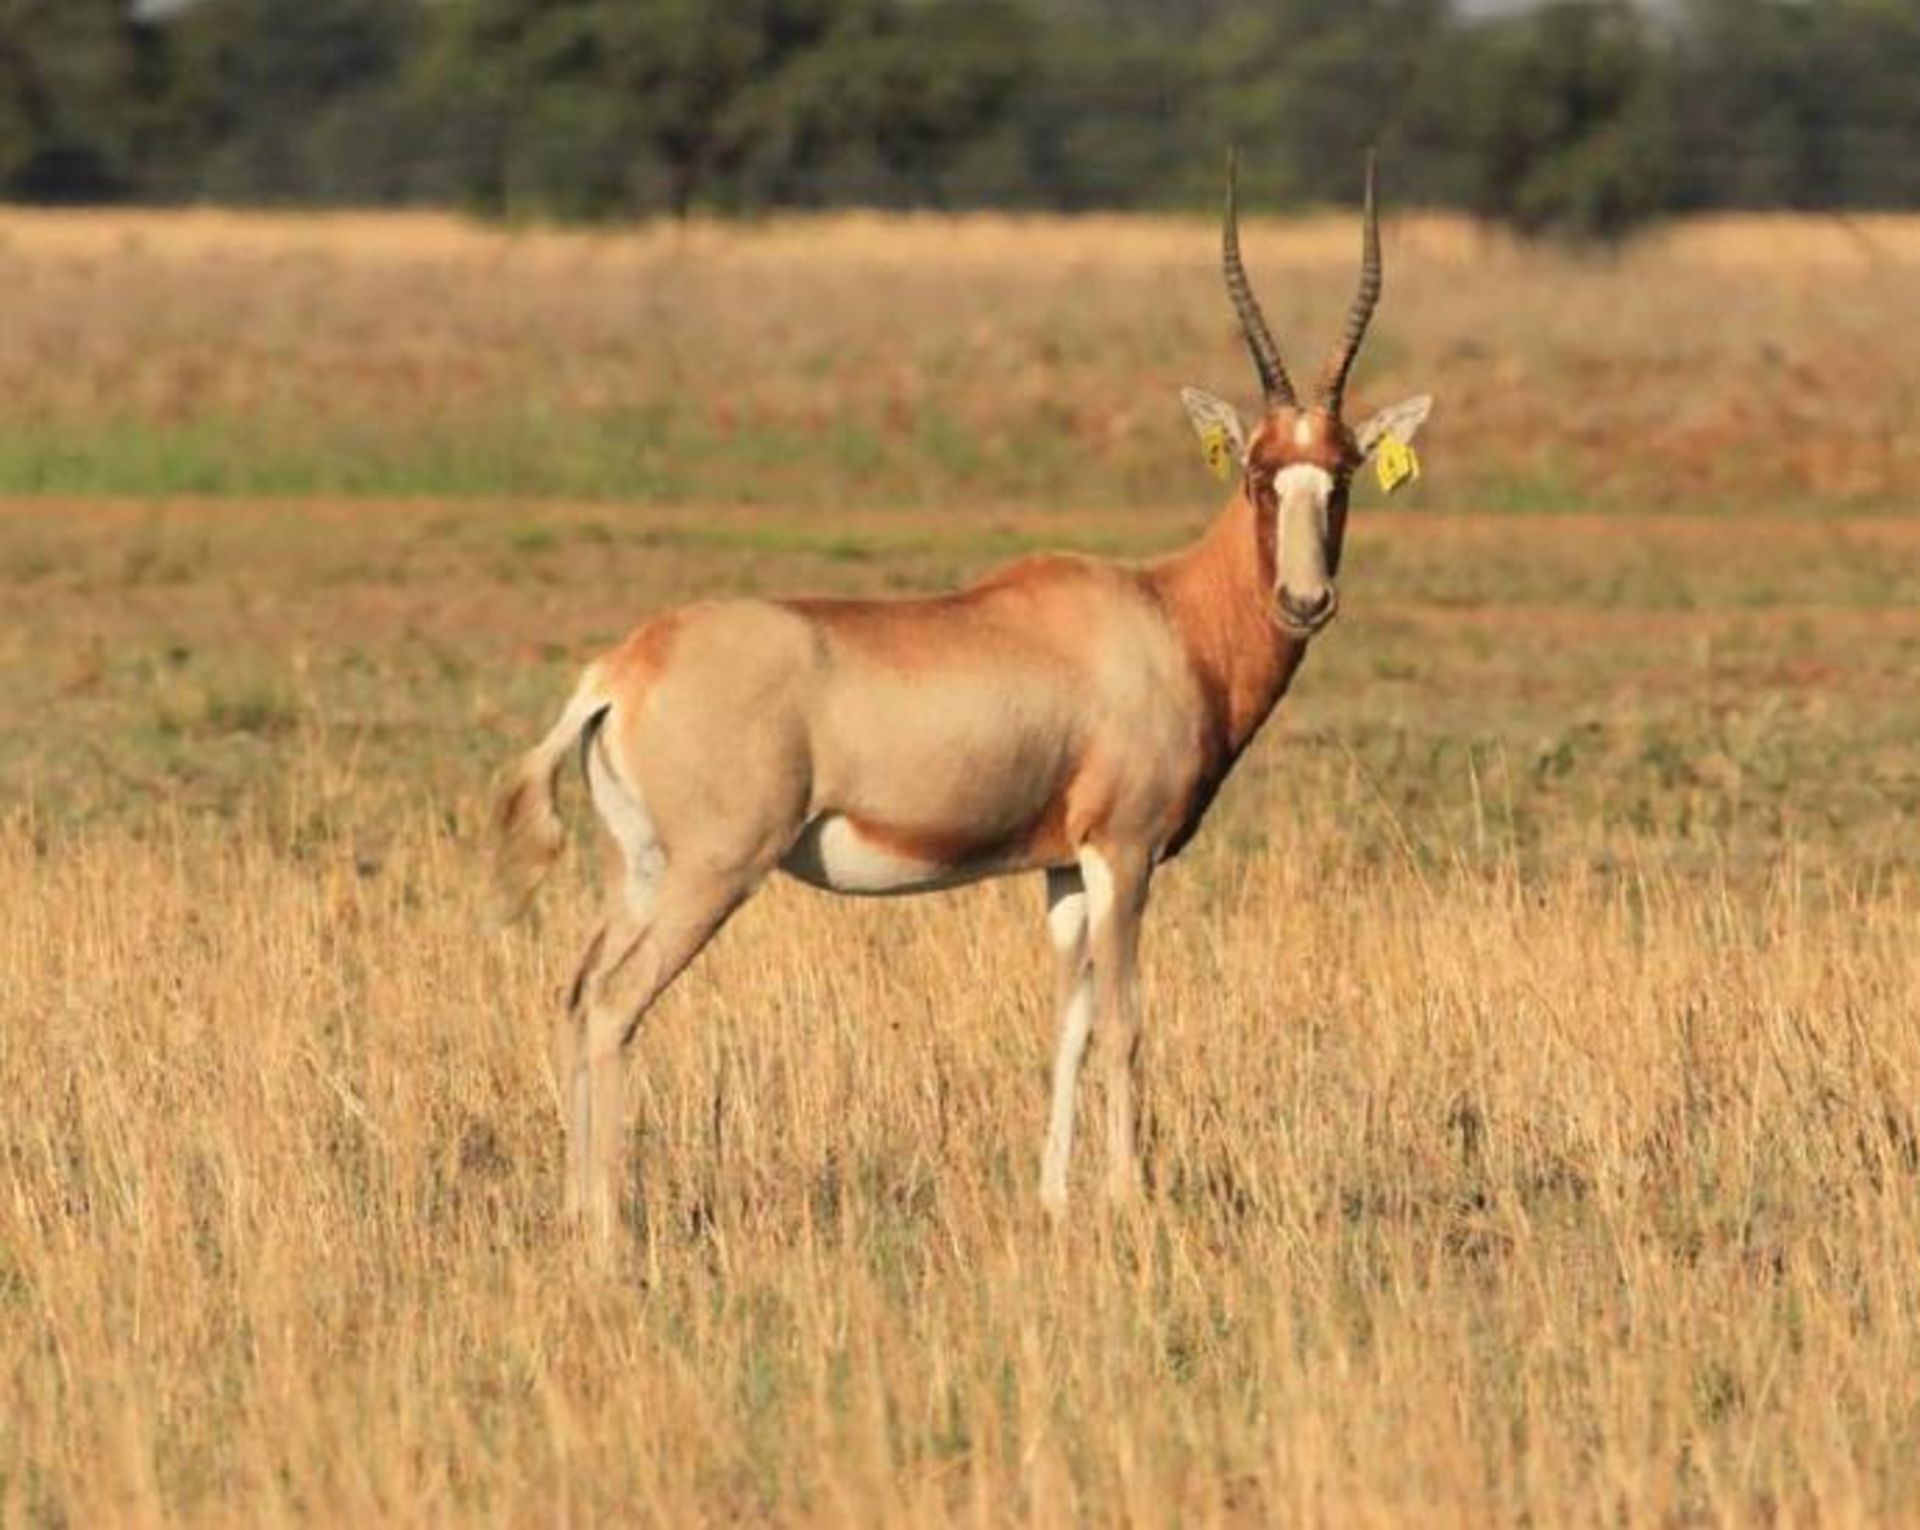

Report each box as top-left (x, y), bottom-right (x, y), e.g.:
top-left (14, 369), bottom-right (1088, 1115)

top-left (780, 814), bottom-right (986, 896)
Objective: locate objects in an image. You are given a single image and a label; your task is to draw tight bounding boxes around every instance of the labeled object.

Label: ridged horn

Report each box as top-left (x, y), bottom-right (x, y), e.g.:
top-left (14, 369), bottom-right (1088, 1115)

top-left (1222, 146), bottom-right (1296, 409)
top-left (1314, 149), bottom-right (1382, 415)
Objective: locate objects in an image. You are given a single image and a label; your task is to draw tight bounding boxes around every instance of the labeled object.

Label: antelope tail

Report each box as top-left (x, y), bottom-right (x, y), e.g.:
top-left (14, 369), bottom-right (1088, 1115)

top-left (490, 664), bottom-right (612, 926)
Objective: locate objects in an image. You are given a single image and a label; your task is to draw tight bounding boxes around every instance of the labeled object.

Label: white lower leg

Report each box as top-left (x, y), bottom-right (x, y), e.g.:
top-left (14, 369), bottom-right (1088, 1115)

top-left (1038, 867), bottom-right (1090, 1213)
top-left (582, 1019), bottom-right (626, 1249)
top-left (1077, 844), bottom-right (1147, 1204)
top-left (1040, 977), bottom-right (1094, 1211)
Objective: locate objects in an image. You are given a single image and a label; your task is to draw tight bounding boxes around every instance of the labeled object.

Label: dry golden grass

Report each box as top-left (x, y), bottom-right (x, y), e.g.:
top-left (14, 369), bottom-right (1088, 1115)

top-left (7, 204), bottom-right (1920, 265)
top-left (0, 207), bottom-right (1915, 505)
top-left (2, 208), bottom-right (1919, 1524)
top-left (1, 489), bottom-right (1917, 1524)
top-left (4, 794), bottom-right (1918, 1524)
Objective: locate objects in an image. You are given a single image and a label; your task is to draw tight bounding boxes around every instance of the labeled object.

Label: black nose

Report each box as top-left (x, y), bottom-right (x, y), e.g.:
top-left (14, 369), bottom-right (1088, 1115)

top-left (1276, 587), bottom-right (1335, 630)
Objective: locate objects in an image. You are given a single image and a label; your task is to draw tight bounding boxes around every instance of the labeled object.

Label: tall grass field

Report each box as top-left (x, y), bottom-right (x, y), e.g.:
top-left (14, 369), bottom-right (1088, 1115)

top-left (2, 208), bottom-right (1917, 1524)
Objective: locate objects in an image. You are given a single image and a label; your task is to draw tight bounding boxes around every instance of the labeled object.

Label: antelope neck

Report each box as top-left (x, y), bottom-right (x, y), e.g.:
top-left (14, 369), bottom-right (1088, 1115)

top-left (1148, 487), bottom-right (1308, 759)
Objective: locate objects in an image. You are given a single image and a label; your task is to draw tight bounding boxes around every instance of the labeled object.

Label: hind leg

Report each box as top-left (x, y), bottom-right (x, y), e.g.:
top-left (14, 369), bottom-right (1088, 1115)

top-left (1083, 844), bottom-right (1152, 1204)
top-left (1038, 866), bottom-right (1093, 1216)
top-left (553, 822), bottom-right (629, 1222)
top-left (575, 873), bottom-right (758, 1248)
top-left (555, 923), bottom-right (606, 1223)
top-left (565, 711), bottom-right (801, 1252)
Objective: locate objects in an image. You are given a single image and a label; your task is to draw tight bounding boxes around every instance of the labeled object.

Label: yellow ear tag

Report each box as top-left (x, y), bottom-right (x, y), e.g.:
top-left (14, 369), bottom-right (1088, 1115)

top-left (1199, 423), bottom-right (1235, 481)
top-left (1375, 433), bottom-right (1420, 494)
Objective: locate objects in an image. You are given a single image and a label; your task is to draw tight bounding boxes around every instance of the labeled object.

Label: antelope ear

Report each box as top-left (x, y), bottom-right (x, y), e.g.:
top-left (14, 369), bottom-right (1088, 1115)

top-left (1180, 387), bottom-right (1246, 481)
top-left (1354, 394), bottom-right (1434, 460)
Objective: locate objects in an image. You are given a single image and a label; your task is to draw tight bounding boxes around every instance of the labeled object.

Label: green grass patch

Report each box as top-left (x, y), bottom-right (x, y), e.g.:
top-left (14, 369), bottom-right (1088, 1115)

top-left (0, 405), bottom-right (1625, 512)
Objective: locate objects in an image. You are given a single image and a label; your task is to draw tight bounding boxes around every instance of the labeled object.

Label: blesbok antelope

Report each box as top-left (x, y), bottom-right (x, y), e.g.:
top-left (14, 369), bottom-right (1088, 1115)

top-left (494, 151), bottom-right (1433, 1240)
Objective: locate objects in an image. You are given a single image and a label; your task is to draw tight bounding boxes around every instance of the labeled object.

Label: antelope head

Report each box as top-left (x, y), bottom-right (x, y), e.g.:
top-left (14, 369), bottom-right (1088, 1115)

top-left (1183, 150), bottom-right (1434, 637)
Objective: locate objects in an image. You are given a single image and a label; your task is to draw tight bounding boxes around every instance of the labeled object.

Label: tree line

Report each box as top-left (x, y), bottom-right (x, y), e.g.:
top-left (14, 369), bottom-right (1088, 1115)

top-left (2, 0), bottom-right (1916, 239)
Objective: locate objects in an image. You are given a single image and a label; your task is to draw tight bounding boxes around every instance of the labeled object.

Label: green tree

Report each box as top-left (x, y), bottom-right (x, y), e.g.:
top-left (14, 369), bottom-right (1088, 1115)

top-left (1414, 0), bottom-right (1678, 242)
top-left (937, 3), bottom-right (1209, 211)
top-left (1669, 0), bottom-right (1920, 210)
top-left (1209, 0), bottom-right (1452, 205)
top-left (146, 0), bottom-right (428, 203)
top-left (3, 0), bottom-right (1913, 226)
top-left (422, 0), bottom-right (1029, 217)
top-left (0, 0), bottom-right (149, 201)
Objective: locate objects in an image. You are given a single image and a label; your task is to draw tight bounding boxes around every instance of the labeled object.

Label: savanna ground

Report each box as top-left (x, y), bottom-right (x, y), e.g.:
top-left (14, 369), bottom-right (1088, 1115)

top-left (1, 208), bottom-right (1918, 1525)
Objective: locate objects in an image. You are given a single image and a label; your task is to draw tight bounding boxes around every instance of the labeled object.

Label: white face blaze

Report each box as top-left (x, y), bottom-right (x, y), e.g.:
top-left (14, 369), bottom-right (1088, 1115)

top-left (1270, 463), bottom-right (1335, 611)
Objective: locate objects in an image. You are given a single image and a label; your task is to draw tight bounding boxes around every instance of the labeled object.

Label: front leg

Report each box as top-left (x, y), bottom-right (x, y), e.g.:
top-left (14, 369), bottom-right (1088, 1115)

top-left (1080, 843), bottom-right (1152, 1204)
top-left (1039, 866), bottom-right (1092, 1215)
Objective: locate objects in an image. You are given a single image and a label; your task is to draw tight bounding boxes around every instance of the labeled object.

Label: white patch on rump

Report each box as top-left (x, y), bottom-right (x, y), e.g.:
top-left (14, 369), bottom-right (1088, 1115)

top-left (586, 726), bottom-right (667, 914)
